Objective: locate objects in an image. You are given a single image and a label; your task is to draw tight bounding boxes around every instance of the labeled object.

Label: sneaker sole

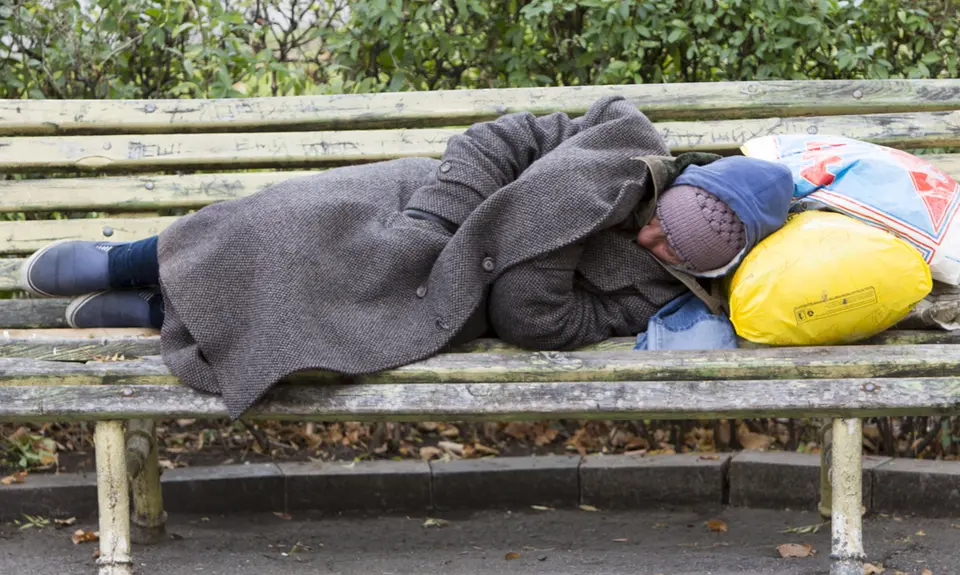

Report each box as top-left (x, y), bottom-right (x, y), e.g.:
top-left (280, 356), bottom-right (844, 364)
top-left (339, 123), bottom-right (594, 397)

top-left (65, 292), bottom-right (106, 329)
top-left (20, 239), bottom-right (75, 297)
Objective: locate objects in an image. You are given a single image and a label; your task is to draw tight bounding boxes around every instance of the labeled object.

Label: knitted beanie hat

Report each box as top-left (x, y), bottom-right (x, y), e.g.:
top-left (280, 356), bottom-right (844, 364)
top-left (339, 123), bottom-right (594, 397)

top-left (656, 184), bottom-right (747, 273)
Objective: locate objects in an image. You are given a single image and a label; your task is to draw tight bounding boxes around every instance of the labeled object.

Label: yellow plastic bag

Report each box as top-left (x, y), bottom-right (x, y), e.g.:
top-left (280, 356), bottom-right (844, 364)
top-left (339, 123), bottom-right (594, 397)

top-left (728, 211), bottom-right (932, 346)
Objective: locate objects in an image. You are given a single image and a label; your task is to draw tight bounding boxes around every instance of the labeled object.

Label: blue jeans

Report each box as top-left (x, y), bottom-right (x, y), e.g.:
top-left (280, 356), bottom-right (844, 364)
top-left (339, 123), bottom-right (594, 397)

top-left (635, 293), bottom-right (738, 351)
top-left (109, 236), bottom-right (159, 289)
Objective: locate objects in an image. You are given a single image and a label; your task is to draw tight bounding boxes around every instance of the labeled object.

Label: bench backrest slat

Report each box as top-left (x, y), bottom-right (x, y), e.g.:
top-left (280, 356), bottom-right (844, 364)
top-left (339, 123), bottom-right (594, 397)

top-left (3, 112), bottom-right (959, 174)
top-left (4, 80), bottom-right (959, 135)
top-left (2, 153), bottom-right (960, 215)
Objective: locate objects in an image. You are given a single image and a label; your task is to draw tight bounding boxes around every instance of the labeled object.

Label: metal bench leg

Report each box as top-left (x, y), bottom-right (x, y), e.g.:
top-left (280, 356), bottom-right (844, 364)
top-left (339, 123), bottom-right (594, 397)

top-left (126, 419), bottom-right (167, 544)
top-left (95, 421), bottom-right (133, 575)
top-left (830, 417), bottom-right (865, 575)
top-left (819, 419), bottom-right (832, 519)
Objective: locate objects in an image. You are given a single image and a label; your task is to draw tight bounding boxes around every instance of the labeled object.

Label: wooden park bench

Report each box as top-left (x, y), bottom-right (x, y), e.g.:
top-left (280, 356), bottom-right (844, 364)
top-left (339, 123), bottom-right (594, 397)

top-left (2, 79), bottom-right (960, 575)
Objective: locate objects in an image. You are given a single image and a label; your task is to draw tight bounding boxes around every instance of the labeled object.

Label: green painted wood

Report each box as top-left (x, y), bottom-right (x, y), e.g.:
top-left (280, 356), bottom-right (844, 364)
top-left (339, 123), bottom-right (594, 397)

top-left (0, 171), bottom-right (321, 213)
top-left (1, 344), bottom-right (960, 386)
top-left (0, 153), bottom-right (957, 214)
top-left (0, 377), bottom-right (957, 422)
top-left (1, 112), bottom-right (958, 174)
top-left (0, 299), bottom-right (70, 328)
top-left (3, 80), bottom-right (959, 136)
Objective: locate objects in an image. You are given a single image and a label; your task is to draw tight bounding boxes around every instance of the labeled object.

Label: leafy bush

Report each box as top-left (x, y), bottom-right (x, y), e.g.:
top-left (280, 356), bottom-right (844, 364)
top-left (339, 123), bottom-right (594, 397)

top-left (1, 0), bottom-right (956, 100)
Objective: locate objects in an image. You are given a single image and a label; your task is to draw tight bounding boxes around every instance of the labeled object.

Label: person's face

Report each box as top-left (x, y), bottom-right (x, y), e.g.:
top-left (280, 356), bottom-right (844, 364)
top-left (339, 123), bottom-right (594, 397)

top-left (637, 215), bottom-right (683, 266)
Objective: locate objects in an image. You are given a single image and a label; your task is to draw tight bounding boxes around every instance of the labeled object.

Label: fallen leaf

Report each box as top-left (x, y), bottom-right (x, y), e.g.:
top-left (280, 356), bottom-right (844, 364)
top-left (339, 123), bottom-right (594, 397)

top-left (706, 519), bottom-right (728, 533)
top-left (915, 530), bottom-right (926, 536)
top-left (473, 443), bottom-right (499, 456)
top-left (54, 517), bottom-right (77, 527)
top-left (780, 522), bottom-right (825, 534)
top-left (699, 455), bottom-right (720, 461)
top-left (418, 446), bottom-right (442, 460)
top-left (578, 505), bottom-right (599, 512)
top-left (863, 563), bottom-right (885, 575)
top-left (505, 551), bottom-right (521, 560)
top-left (440, 426), bottom-right (460, 438)
top-left (922, 569), bottom-right (933, 575)
top-left (624, 437), bottom-right (650, 451)
top-left (612, 538), bottom-right (628, 542)
top-left (273, 512), bottom-right (292, 521)
top-left (530, 505), bottom-right (554, 512)
top-left (422, 517), bottom-right (449, 528)
top-left (71, 529), bottom-right (99, 545)
top-left (737, 422), bottom-right (773, 450)
top-left (777, 543), bottom-right (815, 558)
top-left (437, 441), bottom-right (464, 457)
top-left (91, 548), bottom-right (100, 560)
top-left (0, 471), bottom-right (27, 485)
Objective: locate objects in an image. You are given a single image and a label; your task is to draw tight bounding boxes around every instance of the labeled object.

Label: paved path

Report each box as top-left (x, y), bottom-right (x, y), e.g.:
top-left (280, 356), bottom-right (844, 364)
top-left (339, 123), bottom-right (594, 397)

top-left (0, 507), bottom-right (952, 574)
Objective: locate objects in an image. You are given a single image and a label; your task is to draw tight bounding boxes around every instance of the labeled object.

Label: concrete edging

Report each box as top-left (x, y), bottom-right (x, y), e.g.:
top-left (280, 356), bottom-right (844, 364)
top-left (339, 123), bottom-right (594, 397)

top-left (0, 451), bottom-right (957, 520)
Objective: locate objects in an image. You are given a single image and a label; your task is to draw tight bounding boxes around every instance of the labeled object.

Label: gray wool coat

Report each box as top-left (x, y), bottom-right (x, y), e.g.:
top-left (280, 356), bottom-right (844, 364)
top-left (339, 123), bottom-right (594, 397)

top-left (158, 96), bottom-right (694, 417)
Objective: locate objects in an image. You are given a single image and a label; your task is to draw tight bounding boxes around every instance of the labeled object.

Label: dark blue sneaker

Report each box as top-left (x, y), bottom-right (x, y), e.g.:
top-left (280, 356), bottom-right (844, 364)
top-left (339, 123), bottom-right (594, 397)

top-left (66, 290), bottom-right (160, 329)
top-left (21, 240), bottom-right (124, 297)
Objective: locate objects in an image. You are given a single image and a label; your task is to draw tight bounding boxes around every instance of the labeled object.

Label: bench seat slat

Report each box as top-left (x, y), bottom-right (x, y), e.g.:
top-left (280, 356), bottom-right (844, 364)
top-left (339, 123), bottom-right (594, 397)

top-left (1, 378), bottom-right (958, 422)
top-left (1, 344), bottom-right (960, 385)
top-left (0, 330), bottom-right (959, 361)
top-left (3, 80), bottom-right (959, 136)
top-left (1, 154), bottom-right (959, 214)
top-left (2, 112), bottom-right (958, 174)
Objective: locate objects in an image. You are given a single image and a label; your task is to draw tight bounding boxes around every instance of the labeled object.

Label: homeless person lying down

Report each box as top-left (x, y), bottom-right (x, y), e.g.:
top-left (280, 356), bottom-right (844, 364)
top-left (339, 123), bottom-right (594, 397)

top-left (21, 96), bottom-right (794, 417)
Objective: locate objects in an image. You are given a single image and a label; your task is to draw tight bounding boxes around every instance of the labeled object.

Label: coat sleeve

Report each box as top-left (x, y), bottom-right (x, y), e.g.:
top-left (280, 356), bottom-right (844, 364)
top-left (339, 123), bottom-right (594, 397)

top-left (487, 243), bottom-right (660, 351)
top-left (403, 96), bottom-right (641, 228)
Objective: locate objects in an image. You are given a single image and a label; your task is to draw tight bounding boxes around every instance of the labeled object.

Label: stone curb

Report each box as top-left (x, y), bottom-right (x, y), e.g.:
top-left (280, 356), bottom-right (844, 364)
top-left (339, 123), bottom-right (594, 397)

top-left (1, 452), bottom-right (958, 521)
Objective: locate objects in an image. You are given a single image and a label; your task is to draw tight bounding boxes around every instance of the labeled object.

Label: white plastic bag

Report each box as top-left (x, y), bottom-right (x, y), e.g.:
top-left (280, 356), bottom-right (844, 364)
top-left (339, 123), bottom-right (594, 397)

top-left (742, 135), bottom-right (960, 284)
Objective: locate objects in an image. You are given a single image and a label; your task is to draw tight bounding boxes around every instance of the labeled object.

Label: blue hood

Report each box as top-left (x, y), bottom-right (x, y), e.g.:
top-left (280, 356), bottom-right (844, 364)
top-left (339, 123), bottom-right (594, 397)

top-left (671, 156), bottom-right (794, 277)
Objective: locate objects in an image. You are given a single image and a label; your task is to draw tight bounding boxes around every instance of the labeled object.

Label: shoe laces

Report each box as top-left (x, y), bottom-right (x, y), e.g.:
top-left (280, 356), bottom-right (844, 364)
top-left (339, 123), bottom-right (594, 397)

top-left (136, 290), bottom-right (160, 302)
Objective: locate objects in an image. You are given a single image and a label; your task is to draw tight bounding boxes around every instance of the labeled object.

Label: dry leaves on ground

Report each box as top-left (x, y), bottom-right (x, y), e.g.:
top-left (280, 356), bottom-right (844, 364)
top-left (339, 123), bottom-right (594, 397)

top-left (530, 505), bottom-right (554, 512)
top-left (777, 543), bottom-right (815, 558)
top-left (422, 518), bottom-right (449, 528)
top-left (273, 512), bottom-right (292, 520)
top-left (737, 422), bottom-right (773, 451)
top-left (922, 569), bottom-right (933, 575)
top-left (53, 517), bottom-right (76, 527)
top-left (1, 471), bottom-right (27, 485)
top-left (706, 519), bottom-right (728, 533)
top-left (437, 441), bottom-right (465, 457)
top-left (863, 563), bottom-right (885, 574)
top-left (71, 529), bottom-right (99, 545)
top-left (418, 446), bottom-right (442, 460)
top-left (504, 552), bottom-right (521, 560)
top-left (578, 505), bottom-right (598, 512)
top-left (780, 522), bottom-right (825, 534)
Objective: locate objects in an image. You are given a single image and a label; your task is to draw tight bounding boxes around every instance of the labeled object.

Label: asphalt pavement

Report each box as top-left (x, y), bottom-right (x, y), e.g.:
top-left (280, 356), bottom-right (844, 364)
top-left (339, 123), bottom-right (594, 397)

top-left (0, 507), bottom-right (952, 575)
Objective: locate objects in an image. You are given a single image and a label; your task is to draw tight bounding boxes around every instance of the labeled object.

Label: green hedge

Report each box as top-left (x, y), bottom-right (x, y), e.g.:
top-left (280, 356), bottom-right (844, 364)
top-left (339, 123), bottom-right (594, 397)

top-left (1, 0), bottom-right (956, 100)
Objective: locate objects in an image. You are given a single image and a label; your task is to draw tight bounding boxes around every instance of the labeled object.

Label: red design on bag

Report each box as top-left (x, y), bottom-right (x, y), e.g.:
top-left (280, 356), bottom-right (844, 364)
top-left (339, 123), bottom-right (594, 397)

top-left (799, 142), bottom-right (847, 188)
top-left (886, 148), bottom-right (959, 230)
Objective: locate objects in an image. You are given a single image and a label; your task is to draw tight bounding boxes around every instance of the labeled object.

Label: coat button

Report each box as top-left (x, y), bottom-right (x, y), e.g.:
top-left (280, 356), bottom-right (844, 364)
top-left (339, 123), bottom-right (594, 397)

top-left (435, 317), bottom-right (449, 330)
top-left (482, 257), bottom-right (495, 272)
top-left (439, 162), bottom-right (452, 173)
top-left (416, 285), bottom-right (428, 298)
